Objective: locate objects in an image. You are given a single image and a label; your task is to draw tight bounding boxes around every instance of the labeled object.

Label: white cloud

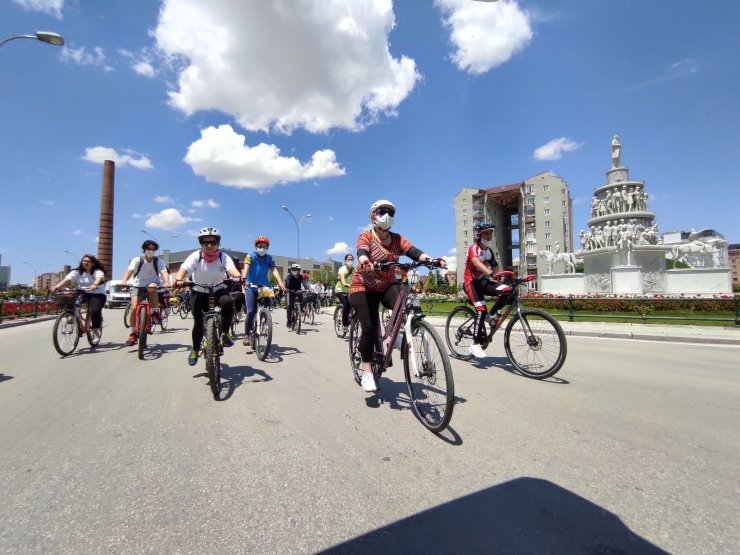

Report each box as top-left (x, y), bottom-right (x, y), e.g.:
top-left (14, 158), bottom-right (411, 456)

top-left (184, 124), bottom-right (345, 190)
top-left (133, 61), bottom-right (156, 78)
top-left (192, 199), bottom-right (220, 208)
top-left (154, 0), bottom-right (420, 133)
top-left (120, 48), bottom-right (157, 78)
top-left (326, 242), bottom-right (351, 255)
top-left (533, 137), bottom-right (582, 161)
top-left (72, 229), bottom-right (81, 236)
top-left (626, 58), bottom-right (699, 91)
top-left (60, 46), bottom-right (112, 71)
top-left (435, 0), bottom-right (532, 74)
top-left (39, 199), bottom-right (55, 206)
top-left (12, 0), bottom-right (63, 19)
top-left (154, 196), bottom-right (174, 204)
top-left (144, 208), bottom-right (198, 231)
top-left (83, 146), bottom-right (153, 170)
top-left (442, 254), bottom-right (457, 272)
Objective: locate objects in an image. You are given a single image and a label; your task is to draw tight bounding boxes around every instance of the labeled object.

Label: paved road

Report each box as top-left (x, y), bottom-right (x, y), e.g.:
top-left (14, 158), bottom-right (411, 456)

top-left (0, 308), bottom-right (737, 554)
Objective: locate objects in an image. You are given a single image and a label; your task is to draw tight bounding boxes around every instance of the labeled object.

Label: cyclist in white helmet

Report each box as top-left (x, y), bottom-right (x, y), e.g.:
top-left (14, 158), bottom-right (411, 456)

top-left (174, 227), bottom-right (242, 366)
top-left (350, 199), bottom-right (447, 393)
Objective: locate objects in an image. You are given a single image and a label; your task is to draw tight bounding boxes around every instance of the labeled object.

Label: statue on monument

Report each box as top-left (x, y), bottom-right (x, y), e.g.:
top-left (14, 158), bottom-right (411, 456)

top-left (611, 134), bottom-right (621, 168)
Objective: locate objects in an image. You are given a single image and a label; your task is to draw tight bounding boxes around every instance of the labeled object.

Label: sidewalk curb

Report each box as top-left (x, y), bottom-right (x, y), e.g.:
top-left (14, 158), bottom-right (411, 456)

top-left (561, 329), bottom-right (740, 345)
top-left (0, 315), bottom-right (57, 329)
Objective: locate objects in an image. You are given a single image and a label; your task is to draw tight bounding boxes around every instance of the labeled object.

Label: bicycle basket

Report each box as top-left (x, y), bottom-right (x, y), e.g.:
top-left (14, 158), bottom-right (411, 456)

top-left (54, 290), bottom-right (80, 308)
top-left (258, 287), bottom-right (274, 299)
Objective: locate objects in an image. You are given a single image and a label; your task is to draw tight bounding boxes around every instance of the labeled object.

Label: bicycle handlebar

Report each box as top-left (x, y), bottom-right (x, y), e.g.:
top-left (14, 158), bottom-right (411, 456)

top-left (372, 260), bottom-right (442, 272)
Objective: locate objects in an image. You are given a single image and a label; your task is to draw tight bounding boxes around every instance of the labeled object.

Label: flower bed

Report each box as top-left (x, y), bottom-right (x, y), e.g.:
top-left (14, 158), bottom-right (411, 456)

top-left (0, 301), bottom-right (57, 318)
top-left (520, 293), bottom-right (737, 314)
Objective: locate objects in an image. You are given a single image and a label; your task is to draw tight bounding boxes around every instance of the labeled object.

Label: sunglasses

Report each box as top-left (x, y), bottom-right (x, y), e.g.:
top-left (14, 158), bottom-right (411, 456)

top-left (375, 208), bottom-right (395, 217)
top-left (201, 240), bottom-right (219, 246)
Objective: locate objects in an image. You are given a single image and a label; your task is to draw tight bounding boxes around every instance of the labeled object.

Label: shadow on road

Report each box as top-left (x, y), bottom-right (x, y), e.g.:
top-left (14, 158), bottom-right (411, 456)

top-left (321, 477), bottom-right (667, 554)
top-left (264, 344), bottom-right (301, 362)
top-left (474, 356), bottom-right (570, 384)
top-left (0, 373), bottom-right (14, 383)
top-left (218, 363), bottom-right (273, 400)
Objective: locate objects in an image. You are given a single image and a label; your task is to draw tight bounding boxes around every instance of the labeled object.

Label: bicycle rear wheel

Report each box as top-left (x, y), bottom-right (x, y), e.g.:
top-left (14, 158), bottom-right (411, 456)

top-left (444, 305), bottom-right (476, 360)
top-left (137, 307), bottom-right (148, 360)
top-left (204, 317), bottom-right (221, 399)
top-left (404, 319), bottom-right (455, 433)
top-left (293, 304), bottom-right (302, 334)
top-left (52, 311), bottom-right (80, 356)
top-left (123, 302), bottom-right (131, 326)
top-left (333, 305), bottom-right (346, 338)
top-left (504, 309), bottom-right (567, 379)
top-left (254, 308), bottom-right (273, 361)
top-left (179, 297), bottom-right (190, 319)
top-left (159, 306), bottom-right (169, 331)
top-left (308, 303), bottom-right (315, 325)
top-left (348, 317), bottom-right (362, 385)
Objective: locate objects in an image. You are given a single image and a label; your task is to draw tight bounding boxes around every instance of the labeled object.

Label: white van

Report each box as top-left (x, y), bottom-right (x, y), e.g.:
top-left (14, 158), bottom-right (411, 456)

top-left (105, 280), bottom-right (130, 308)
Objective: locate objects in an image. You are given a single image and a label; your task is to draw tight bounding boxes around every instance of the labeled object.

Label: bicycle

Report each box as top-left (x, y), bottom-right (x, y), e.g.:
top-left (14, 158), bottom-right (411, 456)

top-left (333, 303), bottom-right (354, 338)
top-left (52, 289), bottom-right (102, 356)
top-left (177, 289), bottom-right (191, 319)
top-left (348, 261), bottom-right (454, 433)
top-left (244, 284), bottom-right (274, 361)
top-left (290, 290), bottom-right (304, 334)
top-left (123, 288), bottom-right (170, 331)
top-left (302, 292), bottom-right (316, 325)
top-left (444, 271), bottom-right (567, 379)
top-left (182, 280), bottom-right (237, 400)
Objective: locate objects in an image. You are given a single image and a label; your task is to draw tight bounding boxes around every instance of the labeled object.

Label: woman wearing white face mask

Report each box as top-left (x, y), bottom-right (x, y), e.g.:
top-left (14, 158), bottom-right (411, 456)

top-left (350, 199), bottom-right (447, 393)
top-left (121, 239), bottom-right (171, 347)
top-left (463, 221), bottom-right (502, 358)
top-left (241, 236), bottom-right (286, 347)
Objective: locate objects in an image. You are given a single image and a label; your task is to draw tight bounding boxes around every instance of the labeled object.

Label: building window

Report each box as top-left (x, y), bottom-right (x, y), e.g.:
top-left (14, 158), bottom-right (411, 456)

top-left (463, 219), bottom-right (466, 227)
top-left (463, 230), bottom-right (468, 237)
top-left (526, 184), bottom-right (535, 194)
top-left (525, 197), bottom-right (534, 206)
top-left (525, 208), bottom-right (535, 217)
top-left (544, 196), bottom-right (550, 204)
top-left (527, 231), bottom-right (536, 240)
top-left (544, 220), bottom-right (551, 228)
top-left (562, 200), bottom-right (567, 207)
top-left (545, 233), bottom-right (551, 239)
top-left (546, 245), bottom-right (552, 252)
top-left (562, 188), bottom-right (566, 195)
top-left (543, 184), bottom-right (550, 191)
top-left (544, 209), bottom-right (551, 216)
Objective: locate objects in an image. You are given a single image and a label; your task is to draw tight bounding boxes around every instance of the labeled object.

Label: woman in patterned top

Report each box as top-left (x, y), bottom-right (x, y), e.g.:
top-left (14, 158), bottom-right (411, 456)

top-left (349, 199), bottom-right (446, 393)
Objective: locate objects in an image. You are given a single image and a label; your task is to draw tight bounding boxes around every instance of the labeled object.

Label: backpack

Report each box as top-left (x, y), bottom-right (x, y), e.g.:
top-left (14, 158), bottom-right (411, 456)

top-left (133, 256), bottom-right (161, 278)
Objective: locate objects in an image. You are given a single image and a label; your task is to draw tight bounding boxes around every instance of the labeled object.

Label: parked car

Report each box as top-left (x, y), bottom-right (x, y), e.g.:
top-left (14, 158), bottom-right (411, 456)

top-left (105, 280), bottom-right (130, 308)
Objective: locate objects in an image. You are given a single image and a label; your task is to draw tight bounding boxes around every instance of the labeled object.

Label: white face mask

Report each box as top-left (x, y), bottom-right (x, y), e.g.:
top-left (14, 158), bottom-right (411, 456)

top-left (480, 238), bottom-right (491, 247)
top-left (374, 213), bottom-right (393, 230)
top-left (345, 261), bottom-right (354, 268)
top-left (256, 247), bottom-right (267, 256)
top-left (291, 270), bottom-right (299, 276)
top-left (145, 250), bottom-right (157, 257)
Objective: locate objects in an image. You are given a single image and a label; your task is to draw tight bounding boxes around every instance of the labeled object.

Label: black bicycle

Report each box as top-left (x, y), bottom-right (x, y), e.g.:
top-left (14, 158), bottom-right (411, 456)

top-left (290, 290), bottom-right (304, 334)
top-left (183, 280), bottom-right (237, 400)
top-left (245, 284), bottom-right (274, 361)
top-left (444, 271), bottom-right (567, 379)
top-left (349, 261), bottom-right (454, 433)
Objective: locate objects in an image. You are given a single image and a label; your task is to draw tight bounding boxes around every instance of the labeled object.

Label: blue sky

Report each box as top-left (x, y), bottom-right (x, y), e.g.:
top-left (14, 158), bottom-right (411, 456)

top-left (2, 0), bottom-right (739, 284)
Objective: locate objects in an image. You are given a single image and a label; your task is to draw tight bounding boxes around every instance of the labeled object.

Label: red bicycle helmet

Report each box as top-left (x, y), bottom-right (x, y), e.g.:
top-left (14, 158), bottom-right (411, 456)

top-left (254, 236), bottom-right (270, 247)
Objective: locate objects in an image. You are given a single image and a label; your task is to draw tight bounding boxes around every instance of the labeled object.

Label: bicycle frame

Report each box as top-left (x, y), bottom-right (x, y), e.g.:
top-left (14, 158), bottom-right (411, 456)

top-left (133, 298), bottom-right (152, 336)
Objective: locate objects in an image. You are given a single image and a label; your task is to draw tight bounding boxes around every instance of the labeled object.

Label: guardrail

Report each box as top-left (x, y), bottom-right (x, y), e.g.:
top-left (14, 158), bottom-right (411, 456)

top-left (0, 300), bottom-right (57, 324)
top-left (521, 295), bottom-right (740, 327)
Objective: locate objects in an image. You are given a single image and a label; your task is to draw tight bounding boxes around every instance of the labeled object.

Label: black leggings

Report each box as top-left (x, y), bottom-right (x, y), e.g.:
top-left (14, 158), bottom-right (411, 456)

top-left (84, 293), bottom-right (106, 329)
top-left (349, 284), bottom-right (401, 363)
top-left (190, 289), bottom-right (234, 349)
top-left (336, 292), bottom-right (351, 327)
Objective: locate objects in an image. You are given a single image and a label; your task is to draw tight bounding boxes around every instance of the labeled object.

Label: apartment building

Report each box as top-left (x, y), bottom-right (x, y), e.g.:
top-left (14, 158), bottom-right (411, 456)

top-left (454, 172), bottom-right (573, 288)
top-left (728, 243), bottom-right (740, 288)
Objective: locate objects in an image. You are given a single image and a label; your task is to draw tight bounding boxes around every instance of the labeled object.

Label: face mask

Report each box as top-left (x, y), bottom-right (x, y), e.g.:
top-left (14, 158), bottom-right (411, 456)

top-left (145, 250), bottom-right (156, 257)
top-left (256, 247), bottom-right (267, 256)
top-left (480, 238), bottom-right (491, 247)
top-left (374, 213), bottom-right (393, 230)
top-left (345, 261), bottom-right (353, 268)
top-left (291, 270), bottom-right (299, 276)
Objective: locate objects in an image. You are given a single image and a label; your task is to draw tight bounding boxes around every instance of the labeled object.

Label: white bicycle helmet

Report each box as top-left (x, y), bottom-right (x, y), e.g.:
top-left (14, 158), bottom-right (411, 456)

top-left (290, 263), bottom-right (301, 270)
top-left (198, 226), bottom-right (221, 241)
top-left (368, 199), bottom-right (396, 219)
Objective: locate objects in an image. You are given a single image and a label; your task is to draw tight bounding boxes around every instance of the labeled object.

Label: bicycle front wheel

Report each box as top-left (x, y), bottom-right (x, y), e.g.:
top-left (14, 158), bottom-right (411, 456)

top-left (444, 305), bottom-right (476, 360)
top-left (404, 319), bottom-right (455, 433)
top-left (137, 307), bottom-right (148, 360)
top-left (178, 300), bottom-right (189, 319)
top-left (204, 317), bottom-right (221, 399)
top-left (123, 302), bottom-right (131, 326)
top-left (504, 309), bottom-right (567, 379)
top-left (308, 303), bottom-right (315, 325)
top-left (53, 311), bottom-right (80, 356)
top-left (159, 305), bottom-right (169, 331)
top-left (294, 304), bottom-right (302, 334)
top-left (254, 309), bottom-right (273, 361)
top-left (348, 317), bottom-right (362, 385)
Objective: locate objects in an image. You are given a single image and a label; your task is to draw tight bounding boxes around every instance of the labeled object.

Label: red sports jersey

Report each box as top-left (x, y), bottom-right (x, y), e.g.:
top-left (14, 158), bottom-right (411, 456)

top-left (464, 242), bottom-right (497, 283)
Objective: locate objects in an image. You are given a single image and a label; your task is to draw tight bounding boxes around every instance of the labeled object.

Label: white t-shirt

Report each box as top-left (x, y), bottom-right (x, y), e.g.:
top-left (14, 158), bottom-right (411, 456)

top-left (127, 256), bottom-right (163, 287)
top-left (64, 269), bottom-right (105, 295)
top-left (180, 251), bottom-right (235, 293)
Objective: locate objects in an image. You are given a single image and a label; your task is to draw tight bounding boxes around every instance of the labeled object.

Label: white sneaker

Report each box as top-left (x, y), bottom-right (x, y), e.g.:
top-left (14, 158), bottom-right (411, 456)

top-left (469, 343), bottom-right (487, 359)
top-left (361, 373), bottom-right (377, 392)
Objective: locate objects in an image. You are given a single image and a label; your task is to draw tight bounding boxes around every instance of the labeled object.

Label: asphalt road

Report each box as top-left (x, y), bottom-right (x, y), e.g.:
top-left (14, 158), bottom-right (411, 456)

top-left (0, 307), bottom-right (737, 554)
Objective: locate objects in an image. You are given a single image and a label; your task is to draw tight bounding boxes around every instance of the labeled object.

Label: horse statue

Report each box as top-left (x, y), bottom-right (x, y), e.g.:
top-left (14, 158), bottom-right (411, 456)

top-left (538, 250), bottom-right (577, 274)
top-left (670, 240), bottom-right (718, 267)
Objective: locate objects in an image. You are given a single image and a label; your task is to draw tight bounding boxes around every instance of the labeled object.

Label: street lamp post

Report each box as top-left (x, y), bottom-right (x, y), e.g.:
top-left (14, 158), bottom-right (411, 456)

top-left (64, 250), bottom-right (80, 265)
top-left (0, 31), bottom-right (65, 49)
top-left (281, 205), bottom-right (312, 261)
